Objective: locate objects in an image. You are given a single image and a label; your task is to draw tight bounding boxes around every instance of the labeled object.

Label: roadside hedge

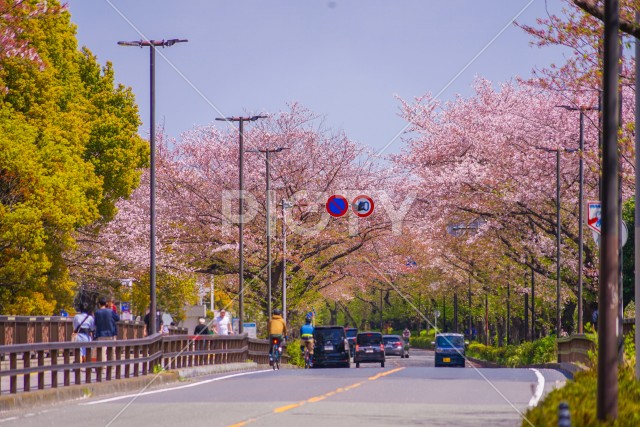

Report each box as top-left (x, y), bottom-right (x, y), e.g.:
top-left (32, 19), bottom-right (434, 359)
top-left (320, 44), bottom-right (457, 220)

top-left (523, 327), bottom-right (638, 426)
top-left (409, 329), bottom-right (436, 349)
top-left (466, 335), bottom-right (557, 367)
top-left (522, 360), bottom-right (640, 426)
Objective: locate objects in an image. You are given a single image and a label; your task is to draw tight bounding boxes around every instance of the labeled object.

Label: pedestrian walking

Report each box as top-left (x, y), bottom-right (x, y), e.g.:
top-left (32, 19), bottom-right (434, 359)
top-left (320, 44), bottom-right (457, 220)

top-left (194, 317), bottom-right (211, 335)
top-left (73, 302), bottom-right (95, 363)
top-left (213, 309), bottom-right (233, 335)
top-left (94, 296), bottom-right (120, 340)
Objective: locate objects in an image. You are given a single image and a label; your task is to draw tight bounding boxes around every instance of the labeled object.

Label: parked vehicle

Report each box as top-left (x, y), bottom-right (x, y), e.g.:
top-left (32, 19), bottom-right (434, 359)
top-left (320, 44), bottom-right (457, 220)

top-left (354, 332), bottom-right (385, 368)
top-left (312, 326), bottom-right (350, 368)
top-left (345, 327), bottom-right (358, 357)
top-left (383, 334), bottom-right (409, 358)
top-left (433, 333), bottom-right (467, 367)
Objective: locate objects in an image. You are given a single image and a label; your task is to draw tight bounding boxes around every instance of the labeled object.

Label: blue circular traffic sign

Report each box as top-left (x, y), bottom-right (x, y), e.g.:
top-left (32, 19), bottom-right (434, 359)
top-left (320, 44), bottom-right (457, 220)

top-left (326, 195), bottom-right (349, 217)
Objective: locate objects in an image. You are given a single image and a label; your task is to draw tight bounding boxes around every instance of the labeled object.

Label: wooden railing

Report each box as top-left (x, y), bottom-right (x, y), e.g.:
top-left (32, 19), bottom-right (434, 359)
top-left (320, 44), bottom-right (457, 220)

top-left (0, 334), bottom-right (276, 396)
top-left (0, 316), bottom-right (187, 346)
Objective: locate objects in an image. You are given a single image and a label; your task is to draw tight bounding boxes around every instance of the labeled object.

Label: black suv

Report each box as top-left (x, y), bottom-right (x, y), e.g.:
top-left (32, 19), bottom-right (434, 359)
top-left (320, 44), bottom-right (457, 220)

top-left (345, 327), bottom-right (358, 357)
top-left (312, 326), bottom-right (351, 368)
top-left (354, 332), bottom-right (385, 368)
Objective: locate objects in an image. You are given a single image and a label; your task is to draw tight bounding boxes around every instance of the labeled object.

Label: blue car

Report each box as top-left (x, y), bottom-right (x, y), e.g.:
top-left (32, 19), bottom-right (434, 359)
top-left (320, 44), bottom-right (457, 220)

top-left (433, 333), bottom-right (467, 367)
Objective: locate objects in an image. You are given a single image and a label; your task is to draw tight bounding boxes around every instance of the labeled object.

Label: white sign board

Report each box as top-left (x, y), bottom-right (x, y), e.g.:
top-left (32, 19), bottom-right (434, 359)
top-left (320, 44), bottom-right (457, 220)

top-left (587, 202), bottom-right (601, 234)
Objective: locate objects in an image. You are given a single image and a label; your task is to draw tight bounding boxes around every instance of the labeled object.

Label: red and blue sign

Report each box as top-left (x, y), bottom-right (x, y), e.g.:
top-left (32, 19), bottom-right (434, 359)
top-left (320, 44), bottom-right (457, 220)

top-left (326, 195), bottom-right (349, 217)
top-left (351, 195), bottom-right (374, 217)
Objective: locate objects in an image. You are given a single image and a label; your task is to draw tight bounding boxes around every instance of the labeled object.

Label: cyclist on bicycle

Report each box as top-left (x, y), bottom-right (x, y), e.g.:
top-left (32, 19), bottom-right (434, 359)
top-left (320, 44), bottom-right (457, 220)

top-left (268, 308), bottom-right (287, 363)
top-left (300, 312), bottom-right (314, 366)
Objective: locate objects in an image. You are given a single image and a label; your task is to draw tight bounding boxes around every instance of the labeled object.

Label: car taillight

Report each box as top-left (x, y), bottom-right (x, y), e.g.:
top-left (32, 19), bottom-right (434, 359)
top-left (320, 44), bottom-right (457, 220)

top-left (273, 339), bottom-right (278, 345)
top-left (395, 342), bottom-right (402, 347)
top-left (355, 345), bottom-right (359, 352)
top-left (380, 344), bottom-right (384, 351)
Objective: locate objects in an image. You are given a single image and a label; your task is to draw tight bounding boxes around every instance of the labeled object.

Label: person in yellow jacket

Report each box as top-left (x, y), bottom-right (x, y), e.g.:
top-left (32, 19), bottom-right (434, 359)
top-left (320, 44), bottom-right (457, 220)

top-left (268, 309), bottom-right (287, 363)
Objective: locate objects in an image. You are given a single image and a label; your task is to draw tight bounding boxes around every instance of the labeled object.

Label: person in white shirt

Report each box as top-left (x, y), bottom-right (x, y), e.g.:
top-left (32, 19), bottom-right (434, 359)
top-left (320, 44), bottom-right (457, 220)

top-left (213, 309), bottom-right (233, 335)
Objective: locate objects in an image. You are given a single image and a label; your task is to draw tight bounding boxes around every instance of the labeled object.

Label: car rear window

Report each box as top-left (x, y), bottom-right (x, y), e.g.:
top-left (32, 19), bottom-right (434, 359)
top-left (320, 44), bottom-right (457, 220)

top-left (357, 333), bottom-right (382, 345)
top-left (383, 336), bottom-right (401, 344)
top-left (315, 328), bottom-right (345, 341)
top-left (436, 335), bottom-right (464, 348)
top-left (345, 329), bottom-right (358, 338)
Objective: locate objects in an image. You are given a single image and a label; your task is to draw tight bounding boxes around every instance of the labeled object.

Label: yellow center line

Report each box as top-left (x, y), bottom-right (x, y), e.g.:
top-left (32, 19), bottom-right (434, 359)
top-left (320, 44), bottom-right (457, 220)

top-left (273, 402), bottom-right (304, 413)
top-left (226, 367), bottom-right (405, 427)
top-left (227, 419), bottom-right (256, 427)
top-left (368, 367), bottom-right (404, 380)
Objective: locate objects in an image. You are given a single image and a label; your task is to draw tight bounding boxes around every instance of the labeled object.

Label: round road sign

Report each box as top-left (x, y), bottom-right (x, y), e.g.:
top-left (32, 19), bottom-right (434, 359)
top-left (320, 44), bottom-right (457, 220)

top-left (326, 195), bottom-right (349, 217)
top-left (351, 195), bottom-right (374, 217)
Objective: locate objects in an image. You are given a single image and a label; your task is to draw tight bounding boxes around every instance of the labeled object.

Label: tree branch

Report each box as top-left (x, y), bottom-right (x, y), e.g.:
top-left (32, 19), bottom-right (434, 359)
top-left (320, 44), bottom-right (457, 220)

top-left (573, 0), bottom-right (640, 39)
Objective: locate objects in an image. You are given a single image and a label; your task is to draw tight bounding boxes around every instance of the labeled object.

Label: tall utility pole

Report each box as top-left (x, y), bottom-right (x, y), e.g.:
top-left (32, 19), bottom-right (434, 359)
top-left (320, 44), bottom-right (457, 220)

top-left (555, 148), bottom-right (562, 336)
top-left (635, 11), bottom-right (640, 382)
top-left (117, 38), bottom-right (187, 335)
top-left (531, 263), bottom-right (535, 340)
top-left (535, 146), bottom-right (576, 335)
top-left (557, 104), bottom-right (598, 334)
top-left (247, 147), bottom-right (286, 317)
top-left (467, 274), bottom-right (472, 338)
top-left (215, 115), bottom-right (267, 334)
top-left (281, 199), bottom-right (293, 324)
top-left (598, 0), bottom-right (619, 420)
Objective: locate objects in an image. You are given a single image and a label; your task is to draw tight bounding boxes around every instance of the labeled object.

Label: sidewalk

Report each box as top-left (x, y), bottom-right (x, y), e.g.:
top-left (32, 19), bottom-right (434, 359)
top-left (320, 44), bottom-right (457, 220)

top-left (0, 361), bottom-right (263, 414)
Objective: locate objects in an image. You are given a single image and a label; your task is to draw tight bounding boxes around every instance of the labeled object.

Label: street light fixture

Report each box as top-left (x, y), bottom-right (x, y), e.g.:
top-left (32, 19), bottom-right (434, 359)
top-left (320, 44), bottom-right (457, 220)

top-left (246, 147), bottom-right (288, 317)
top-left (556, 104), bottom-right (599, 334)
top-left (215, 115), bottom-right (268, 334)
top-left (118, 38), bottom-right (187, 334)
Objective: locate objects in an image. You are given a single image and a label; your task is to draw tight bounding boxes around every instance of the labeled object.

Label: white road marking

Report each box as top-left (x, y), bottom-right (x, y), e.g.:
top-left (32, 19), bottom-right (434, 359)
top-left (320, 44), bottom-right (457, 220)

top-left (528, 368), bottom-right (545, 407)
top-left (80, 369), bottom-right (272, 405)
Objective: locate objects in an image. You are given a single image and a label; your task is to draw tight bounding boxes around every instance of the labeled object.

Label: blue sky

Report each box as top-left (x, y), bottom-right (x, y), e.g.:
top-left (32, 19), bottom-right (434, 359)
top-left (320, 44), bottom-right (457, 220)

top-left (66, 0), bottom-right (567, 154)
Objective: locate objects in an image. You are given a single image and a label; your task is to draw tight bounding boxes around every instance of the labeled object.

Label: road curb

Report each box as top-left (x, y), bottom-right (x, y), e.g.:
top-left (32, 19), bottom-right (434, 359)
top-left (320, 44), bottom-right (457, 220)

top-left (176, 362), bottom-right (260, 378)
top-left (466, 356), bottom-right (586, 379)
top-left (0, 362), bottom-right (267, 414)
top-left (0, 372), bottom-right (179, 413)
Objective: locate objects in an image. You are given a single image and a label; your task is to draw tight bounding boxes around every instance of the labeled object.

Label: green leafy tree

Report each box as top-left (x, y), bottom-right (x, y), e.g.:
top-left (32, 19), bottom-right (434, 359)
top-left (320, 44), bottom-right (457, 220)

top-left (0, 1), bottom-right (147, 314)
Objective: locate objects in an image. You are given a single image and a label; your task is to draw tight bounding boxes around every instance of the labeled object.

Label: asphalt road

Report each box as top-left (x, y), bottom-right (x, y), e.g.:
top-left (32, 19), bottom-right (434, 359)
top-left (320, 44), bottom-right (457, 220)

top-left (0, 349), bottom-right (567, 427)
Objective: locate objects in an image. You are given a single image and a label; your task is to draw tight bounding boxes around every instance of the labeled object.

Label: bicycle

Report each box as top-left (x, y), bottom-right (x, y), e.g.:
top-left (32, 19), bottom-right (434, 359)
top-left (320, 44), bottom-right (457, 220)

top-left (270, 337), bottom-right (282, 370)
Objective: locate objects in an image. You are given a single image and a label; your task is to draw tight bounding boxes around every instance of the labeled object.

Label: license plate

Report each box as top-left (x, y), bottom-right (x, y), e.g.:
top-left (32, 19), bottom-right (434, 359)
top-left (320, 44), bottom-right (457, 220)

top-left (366, 349), bottom-right (373, 353)
top-left (324, 344), bottom-right (333, 351)
top-left (443, 357), bottom-right (451, 363)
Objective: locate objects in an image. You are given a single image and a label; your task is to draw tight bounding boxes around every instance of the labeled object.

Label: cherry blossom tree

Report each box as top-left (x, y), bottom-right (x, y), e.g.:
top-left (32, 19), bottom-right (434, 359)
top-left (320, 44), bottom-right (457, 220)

top-left (82, 104), bottom-right (408, 318)
top-left (394, 78), bottom-right (631, 333)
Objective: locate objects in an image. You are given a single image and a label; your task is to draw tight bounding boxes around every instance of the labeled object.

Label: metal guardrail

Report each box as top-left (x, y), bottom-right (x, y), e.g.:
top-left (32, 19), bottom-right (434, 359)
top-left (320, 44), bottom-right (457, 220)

top-left (0, 316), bottom-right (187, 345)
top-left (0, 334), bottom-right (277, 396)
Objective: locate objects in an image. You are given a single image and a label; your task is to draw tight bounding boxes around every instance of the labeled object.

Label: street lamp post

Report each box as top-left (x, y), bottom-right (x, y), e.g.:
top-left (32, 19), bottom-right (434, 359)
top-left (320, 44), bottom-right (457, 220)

top-left (555, 148), bottom-right (562, 336)
top-left (535, 146), bottom-right (576, 335)
top-left (557, 105), bottom-right (598, 334)
top-left (281, 199), bottom-right (293, 324)
top-left (117, 38), bottom-right (187, 335)
top-left (247, 147), bottom-right (287, 317)
top-left (215, 115), bottom-right (267, 334)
